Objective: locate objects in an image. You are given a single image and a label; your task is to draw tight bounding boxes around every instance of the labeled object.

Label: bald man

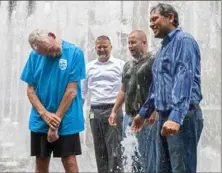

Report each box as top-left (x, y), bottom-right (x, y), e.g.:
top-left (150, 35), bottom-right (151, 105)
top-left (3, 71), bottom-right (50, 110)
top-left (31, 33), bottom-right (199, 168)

top-left (109, 30), bottom-right (157, 173)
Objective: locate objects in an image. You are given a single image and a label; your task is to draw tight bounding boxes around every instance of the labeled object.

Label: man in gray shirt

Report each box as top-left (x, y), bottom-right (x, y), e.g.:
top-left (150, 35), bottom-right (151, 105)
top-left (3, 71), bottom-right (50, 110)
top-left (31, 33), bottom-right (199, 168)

top-left (109, 30), bottom-right (157, 173)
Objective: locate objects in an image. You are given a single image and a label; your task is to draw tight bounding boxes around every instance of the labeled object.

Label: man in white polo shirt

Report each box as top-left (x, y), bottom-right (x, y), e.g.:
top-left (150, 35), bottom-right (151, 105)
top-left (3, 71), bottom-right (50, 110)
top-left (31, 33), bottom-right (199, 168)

top-left (82, 35), bottom-right (125, 173)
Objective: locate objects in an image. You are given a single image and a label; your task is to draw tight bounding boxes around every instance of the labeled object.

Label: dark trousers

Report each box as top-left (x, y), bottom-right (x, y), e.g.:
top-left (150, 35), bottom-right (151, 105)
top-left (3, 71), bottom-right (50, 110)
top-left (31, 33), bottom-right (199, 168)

top-left (156, 107), bottom-right (204, 173)
top-left (89, 107), bottom-right (123, 173)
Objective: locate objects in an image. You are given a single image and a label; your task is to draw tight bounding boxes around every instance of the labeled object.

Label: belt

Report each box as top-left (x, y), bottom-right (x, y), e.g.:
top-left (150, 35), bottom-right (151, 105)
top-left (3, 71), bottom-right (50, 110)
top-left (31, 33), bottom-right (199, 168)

top-left (91, 104), bottom-right (115, 110)
top-left (157, 104), bottom-right (200, 116)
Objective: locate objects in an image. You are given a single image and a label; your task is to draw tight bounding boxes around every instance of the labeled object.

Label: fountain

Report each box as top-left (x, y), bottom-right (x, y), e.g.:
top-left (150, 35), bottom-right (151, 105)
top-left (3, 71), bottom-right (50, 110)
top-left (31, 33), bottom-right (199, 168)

top-left (0, 1), bottom-right (221, 172)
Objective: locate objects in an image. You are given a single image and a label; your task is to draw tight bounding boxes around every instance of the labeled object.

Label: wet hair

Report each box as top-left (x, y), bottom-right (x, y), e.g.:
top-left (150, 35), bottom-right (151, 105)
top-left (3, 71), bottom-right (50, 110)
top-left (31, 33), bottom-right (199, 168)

top-left (28, 29), bottom-right (50, 49)
top-left (96, 35), bottom-right (111, 43)
top-left (150, 3), bottom-right (179, 27)
top-left (129, 30), bottom-right (147, 44)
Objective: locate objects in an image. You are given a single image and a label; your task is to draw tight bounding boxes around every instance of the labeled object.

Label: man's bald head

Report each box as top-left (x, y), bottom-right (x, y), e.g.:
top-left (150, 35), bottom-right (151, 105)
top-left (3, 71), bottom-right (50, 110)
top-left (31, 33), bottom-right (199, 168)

top-left (129, 30), bottom-right (147, 44)
top-left (128, 30), bottom-right (148, 59)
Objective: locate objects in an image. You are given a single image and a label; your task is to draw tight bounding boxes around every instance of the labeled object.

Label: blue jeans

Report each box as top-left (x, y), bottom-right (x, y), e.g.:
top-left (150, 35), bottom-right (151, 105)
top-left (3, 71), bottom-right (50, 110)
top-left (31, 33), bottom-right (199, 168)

top-left (156, 108), bottom-right (204, 173)
top-left (122, 114), bottom-right (157, 173)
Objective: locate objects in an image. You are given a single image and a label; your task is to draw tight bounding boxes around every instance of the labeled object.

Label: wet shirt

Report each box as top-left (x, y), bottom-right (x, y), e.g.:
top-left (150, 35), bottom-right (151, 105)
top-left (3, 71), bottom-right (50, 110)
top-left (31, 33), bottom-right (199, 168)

top-left (122, 53), bottom-right (154, 116)
top-left (139, 28), bottom-right (202, 125)
top-left (20, 40), bottom-right (86, 135)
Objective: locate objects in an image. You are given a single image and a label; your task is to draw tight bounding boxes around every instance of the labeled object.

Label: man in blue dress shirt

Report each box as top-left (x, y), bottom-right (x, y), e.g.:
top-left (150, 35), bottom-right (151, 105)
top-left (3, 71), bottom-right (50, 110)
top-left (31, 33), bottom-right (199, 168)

top-left (131, 3), bottom-right (204, 173)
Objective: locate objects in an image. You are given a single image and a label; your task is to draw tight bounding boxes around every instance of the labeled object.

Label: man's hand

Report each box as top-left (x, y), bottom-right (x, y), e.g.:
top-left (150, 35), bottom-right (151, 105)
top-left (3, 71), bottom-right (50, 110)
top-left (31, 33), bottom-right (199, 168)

top-left (144, 111), bottom-right (156, 126)
top-left (131, 114), bottom-right (145, 133)
top-left (108, 112), bottom-right (117, 126)
top-left (161, 120), bottom-right (180, 136)
top-left (42, 112), bottom-right (61, 130)
top-left (47, 128), bottom-right (59, 143)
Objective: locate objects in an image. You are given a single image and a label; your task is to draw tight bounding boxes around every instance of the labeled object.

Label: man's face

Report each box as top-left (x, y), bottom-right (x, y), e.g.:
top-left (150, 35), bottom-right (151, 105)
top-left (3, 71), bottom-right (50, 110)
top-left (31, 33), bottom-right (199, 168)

top-left (149, 11), bottom-right (172, 38)
top-left (33, 37), bottom-right (61, 57)
top-left (128, 33), bottom-right (145, 59)
top-left (95, 40), bottom-right (112, 59)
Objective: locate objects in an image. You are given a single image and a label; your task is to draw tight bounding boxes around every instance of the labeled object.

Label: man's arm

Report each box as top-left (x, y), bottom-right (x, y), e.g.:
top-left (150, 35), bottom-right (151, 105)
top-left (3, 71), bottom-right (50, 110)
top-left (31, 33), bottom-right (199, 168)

top-left (138, 82), bottom-right (155, 119)
top-left (160, 38), bottom-right (199, 136)
top-left (27, 85), bottom-right (61, 129)
top-left (131, 82), bottom-right (155, 132)
top-left (27, 85), bottom-right (47, 116)
top-left (112, 84), bottom-right (125, 113)
top-left (56, 48), bottom-right (85, 119)
top-left (108, 84), bottom-right (125, 125)
top-left (168, 38), bottom-right (198, 125)
top-left (48, 46), bottom-right (86, 142)
top-left (56, 82), bottom-right (77, 119)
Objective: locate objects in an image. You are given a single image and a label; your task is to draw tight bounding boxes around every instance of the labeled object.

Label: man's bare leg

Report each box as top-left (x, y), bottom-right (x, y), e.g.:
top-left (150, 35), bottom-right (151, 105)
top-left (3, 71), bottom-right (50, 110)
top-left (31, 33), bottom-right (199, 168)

top-left (62, 155), bottom-right (79, 173)
top-left (35, 156), bottom-right (50, 173)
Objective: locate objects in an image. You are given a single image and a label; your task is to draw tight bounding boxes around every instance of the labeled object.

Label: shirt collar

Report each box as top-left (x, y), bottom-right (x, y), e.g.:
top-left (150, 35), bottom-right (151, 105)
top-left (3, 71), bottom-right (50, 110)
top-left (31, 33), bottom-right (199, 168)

top-left (162, 27), bottom-right (182, 44)
top-left (169, 27), bottom-right (181, 39)
top-left (96, 55), bottom-right (115, 64)
top-left (108, 55), bottom-right (115, 63)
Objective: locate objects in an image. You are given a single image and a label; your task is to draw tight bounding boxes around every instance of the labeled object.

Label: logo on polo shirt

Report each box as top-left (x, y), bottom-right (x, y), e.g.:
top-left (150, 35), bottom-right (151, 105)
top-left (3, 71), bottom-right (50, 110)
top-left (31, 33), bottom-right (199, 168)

top-left (59, 59), bottom-right (67, 70)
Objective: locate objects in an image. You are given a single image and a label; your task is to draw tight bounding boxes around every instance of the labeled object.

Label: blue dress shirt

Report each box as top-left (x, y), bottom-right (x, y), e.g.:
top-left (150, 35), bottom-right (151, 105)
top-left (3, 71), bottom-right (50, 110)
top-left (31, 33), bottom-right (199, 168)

top-left (139, 28), bottom-right (202, 125)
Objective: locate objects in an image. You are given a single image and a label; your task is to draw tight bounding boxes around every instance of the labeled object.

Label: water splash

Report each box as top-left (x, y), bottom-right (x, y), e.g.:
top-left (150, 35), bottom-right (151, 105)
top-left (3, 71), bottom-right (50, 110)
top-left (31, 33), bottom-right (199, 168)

top-left (121, 126), bottom-right (139, 173)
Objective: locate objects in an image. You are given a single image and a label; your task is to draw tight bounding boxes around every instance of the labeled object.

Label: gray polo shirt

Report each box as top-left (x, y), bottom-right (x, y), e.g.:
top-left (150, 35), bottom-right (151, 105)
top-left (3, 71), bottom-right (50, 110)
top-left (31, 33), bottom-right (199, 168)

top-left (122, 52), bottom-right (154, 116)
